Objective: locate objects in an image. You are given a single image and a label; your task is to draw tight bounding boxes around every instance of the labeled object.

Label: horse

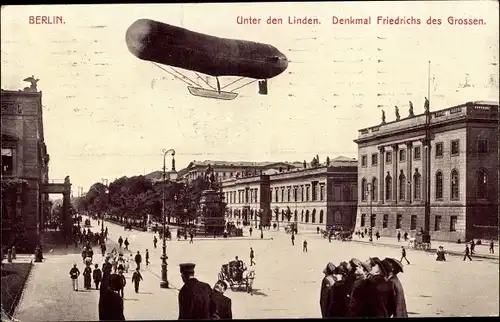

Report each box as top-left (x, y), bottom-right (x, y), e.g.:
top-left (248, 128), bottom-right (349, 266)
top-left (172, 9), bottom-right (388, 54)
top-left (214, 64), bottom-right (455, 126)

top-left (243, 269), bottom-right (256, 295)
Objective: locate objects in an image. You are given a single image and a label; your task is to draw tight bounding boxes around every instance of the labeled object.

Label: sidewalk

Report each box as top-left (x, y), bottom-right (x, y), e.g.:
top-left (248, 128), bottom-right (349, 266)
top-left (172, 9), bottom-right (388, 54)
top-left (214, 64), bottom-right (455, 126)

top-left (349, 236), bottom-right (499, 260)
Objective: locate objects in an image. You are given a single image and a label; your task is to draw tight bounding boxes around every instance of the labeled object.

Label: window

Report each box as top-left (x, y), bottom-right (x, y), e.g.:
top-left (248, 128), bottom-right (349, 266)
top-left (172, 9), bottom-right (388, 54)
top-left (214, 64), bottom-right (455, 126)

top-left (287, 188), bottom-right (291, 202)
top-left (312, 182), bottom-right (318, 201)
top-left (410, 215), bottom-right (417, 230)
top-left (478, 139), bottom-right (489, 153)
top-left (370, 214), bottom-right (376, 227)
top-left (396, 214), bottom-right (402, 229)
top-left (281, 189), bottom-right (284, 202)
top-left (371, 178), bottom-right (378, 201)
top-left (399, 149), bottom-right (406, 162)
top-left (294, 187), bottom-right (298, 201)
top-left (383, 214), bottom-right (389, 228)
top-left (361, 179), bottom-right (367, 201)
top-left (399, 172), bottom-right (406, 201)
top-left (305, 210), bottom-right (309, 223)
top-left (434, 215), bottom-right (442, 231)
top-left (386, 151), bottom-right (392, 163)
top-left (312, 210), bottom-right (316, 223)
top-left (435, 171), bottom-right (443, 200)
top-left (371, 153), bottom-right (378, 166)
top-left (1, 148), bottom-right (14, 176)
top-left (414, 146), bottom-right (421, 160)
top-left (451, 140), bottom-right (460, 156)
top-left (319, 210), bottom-right (324, 224)
top-left (360, 214), bottom-right (366, 227)
top-left (385, 174), bottom-right (392, 201)
top-left (320, 185), bottom-right (325, 201)
top-left (477, 169), bottom-right (488, 199)
top-left (301, 186), bottom-right (304, 201)
top-left (306, 186), bottom-right (310, 201)
top-left (334, 210), bottom-right (342, 223)
top-left (334, 184), bottom-right (341, 201)
top-left (413, 171), bottom-right (421, 200)
top-left (450, 216), bottom-right (457, 232)
top-left (361, 155), bottom-right (367, 167)
top-left (294, 210), bottom-right (298, 222)
top-left (451, 169), bottom-right (459, 200)
top-left (275, 189), bottom-right (278, 202)
top-left (435, 142), bottom-right (443, 157)
top-left (342, 184), bottom-right (351, 201)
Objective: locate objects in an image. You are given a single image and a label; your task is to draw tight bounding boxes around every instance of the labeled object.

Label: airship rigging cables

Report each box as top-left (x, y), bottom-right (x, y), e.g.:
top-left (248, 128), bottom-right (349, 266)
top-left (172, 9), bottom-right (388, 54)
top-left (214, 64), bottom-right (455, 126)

top-left (151, 62), bottom-right (201, 87)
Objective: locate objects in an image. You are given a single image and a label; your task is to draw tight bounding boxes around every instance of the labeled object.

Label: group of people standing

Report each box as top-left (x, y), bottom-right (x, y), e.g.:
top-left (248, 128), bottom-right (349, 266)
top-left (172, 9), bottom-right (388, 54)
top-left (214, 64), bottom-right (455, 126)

top-left (320, 257), bottom-right (407, 318)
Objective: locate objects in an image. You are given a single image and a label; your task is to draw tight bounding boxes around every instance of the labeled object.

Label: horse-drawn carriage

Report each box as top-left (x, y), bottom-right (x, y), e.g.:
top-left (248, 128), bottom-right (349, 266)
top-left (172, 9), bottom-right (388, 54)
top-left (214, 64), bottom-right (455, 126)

top-left (409, 232), bottom-right (431, 250)
top-left (84, 219), bottom-right (91, 227)
top-left (285, 223), bottom-right (297, 234)
top-left (218, 260), bottom-right (255, 294)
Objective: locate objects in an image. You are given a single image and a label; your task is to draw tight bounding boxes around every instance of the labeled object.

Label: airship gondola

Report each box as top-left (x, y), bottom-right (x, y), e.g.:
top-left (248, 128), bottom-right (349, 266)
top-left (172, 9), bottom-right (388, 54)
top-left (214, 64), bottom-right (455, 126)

top-left (125, 19), bottom-right (288, 100)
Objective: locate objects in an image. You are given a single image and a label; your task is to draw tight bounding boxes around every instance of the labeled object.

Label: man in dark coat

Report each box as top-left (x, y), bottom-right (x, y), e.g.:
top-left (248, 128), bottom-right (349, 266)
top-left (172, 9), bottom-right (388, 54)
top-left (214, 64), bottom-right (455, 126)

top-left (326, 262), bottom-right (350, 317)
top-left (99, 274), bottom-right (126, 320)
top-left (210, 280), bottom-right (232, 319)
top-left (383, 258), bottom-right (408, 317)
top-left (320, 262), bottom-right (337, 317)
top-left (178, 263), bottom-right (214, 320)
top-left (135, 251), bottom-right (142, 270)
top-left (348, 257), bottom-right (395, 318)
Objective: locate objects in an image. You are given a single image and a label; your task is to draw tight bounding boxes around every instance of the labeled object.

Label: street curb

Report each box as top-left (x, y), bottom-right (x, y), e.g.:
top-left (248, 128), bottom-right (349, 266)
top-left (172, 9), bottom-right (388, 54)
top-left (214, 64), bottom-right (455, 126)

top-left (174, 237), bottom-right (274, 242)
top-left (350, 240), bottom-right (499, 260)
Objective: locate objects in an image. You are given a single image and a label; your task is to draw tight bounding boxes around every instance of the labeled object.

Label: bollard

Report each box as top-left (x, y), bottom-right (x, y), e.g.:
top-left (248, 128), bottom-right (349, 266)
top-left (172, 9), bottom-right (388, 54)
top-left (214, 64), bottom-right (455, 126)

top-left (7, 249), bottom-right (12, 263)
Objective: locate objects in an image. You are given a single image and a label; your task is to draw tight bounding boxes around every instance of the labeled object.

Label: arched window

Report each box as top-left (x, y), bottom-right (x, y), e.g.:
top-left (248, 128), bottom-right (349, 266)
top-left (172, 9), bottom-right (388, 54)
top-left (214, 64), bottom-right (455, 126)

top-left (399, 172), bottom-right (406, 201)
top-left (451, 169), bottom-right (459, 200)
top-left (385, 174), bottom-right (392, 201)
top-left (294, 209), bottom-right (298, 222)
top-left (305, 210), bottom-right (310, 223)
top-left (301, 210), bottom-right (304, 222)
top-left (435, 171), bottom-right (443, 200)
top-left (413, 171), bottom-right (421, 200)
top-left (360, 214), bottom-right (366, 227)
top-left (477, 169), bottom-right (488, 199)
top-left (312, 209), bottom-right (316, 223)
top-left (319, 210), bottom-right (324, 224)
top-left (371, 178), bottom-right (378, 201)
top-left (334, 210), bottom-right (342, 223)
top-left (281, 210), bottom-right (285, 221)
top-left (361, 178), bottom-right (367, 201)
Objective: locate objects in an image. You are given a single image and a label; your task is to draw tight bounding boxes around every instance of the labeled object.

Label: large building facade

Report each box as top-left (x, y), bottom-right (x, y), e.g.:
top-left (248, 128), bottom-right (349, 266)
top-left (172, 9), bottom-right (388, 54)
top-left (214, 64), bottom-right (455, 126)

top-left (354, 101), bottom-right (499, 242)
top-left (222, 157), bottom-right (358, 231)
top-left (1, 80), bottom-right (71, 251)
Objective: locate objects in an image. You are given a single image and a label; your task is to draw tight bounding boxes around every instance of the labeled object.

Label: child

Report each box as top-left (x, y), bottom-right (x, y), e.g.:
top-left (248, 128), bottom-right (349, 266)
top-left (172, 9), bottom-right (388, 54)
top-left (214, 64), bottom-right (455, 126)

top-left (93, 264), bottom-right (102, 290)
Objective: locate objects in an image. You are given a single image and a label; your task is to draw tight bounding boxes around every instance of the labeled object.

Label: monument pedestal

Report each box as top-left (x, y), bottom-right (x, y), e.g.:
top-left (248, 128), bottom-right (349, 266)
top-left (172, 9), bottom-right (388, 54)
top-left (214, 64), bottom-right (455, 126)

top-left (197, 189), bottom-right (226, 236)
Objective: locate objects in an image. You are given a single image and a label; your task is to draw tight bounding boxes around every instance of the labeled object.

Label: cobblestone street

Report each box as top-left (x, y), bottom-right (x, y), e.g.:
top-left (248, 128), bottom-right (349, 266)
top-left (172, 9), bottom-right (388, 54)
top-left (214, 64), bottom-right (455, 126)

top-left (14, 217), bottom-right (499, 321)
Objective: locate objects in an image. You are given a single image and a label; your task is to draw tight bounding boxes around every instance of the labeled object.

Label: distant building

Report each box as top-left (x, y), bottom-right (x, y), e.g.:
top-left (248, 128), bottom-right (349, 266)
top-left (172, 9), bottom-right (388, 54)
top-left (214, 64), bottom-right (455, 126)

top-left (1, 79), bottom-right (71, 251)
top-left (179, 160), bottom-right (298, 182)
top-left (222, 156), bottom-right (358, 231)
top-left (354, 101), bottom-right (499, 242)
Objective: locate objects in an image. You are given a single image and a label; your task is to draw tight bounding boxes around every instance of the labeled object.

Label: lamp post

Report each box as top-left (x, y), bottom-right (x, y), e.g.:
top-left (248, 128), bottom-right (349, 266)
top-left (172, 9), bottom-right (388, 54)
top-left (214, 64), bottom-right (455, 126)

top-left (101, 178), bottom-right (108, 243)
top-left (367, 183), bottom-right (373, 242)
top-left (160, 148), bottom-right (176, 289)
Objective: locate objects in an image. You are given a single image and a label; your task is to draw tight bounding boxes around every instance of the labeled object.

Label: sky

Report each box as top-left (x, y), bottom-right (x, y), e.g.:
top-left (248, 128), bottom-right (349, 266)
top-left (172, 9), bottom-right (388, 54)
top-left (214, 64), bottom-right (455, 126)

top-left (1, 1), bottom-right (498, 194)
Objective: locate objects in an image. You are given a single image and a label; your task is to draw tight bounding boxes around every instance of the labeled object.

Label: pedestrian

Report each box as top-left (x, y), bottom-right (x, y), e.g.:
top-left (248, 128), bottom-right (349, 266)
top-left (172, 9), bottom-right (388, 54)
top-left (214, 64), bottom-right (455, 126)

top-left (249, 227), bottom-right (253, 236)
top-left (83, 262), bottom-right (92, 289)
top-left (348, 257), bottom-right (395, 317)
top-left (328, 232), bottom-right (332, 243)
top-left (382, 258), bottom-right (408, 318)
top-left (101, 243), bottom-right (106, 257)
top-left (178, 263), bottom-right (213, 320)
top-left (250, 247), bottom-right (256, 266)
top-left (146, 249), bottom-right (150, 266)
top-left (132, 267), bottom-right (143, 293)
top-left (93, 264), bottom-right (102, 290)
top-left (320, 262), bottom-right (337, 317)
top-left (400, 246), bottom-right (410, 264)
top-left (403, 232), bottom-right (408, 241)
top-left (303, 240), bottom-right (308, 252)
top-left (124, 238), bottom-right (130, 251)
top-left (260, 230), bottom-right (263, 239)
top-left (463, 244), bottom-right (472, 261)
top-left (135, 251), bottom-right (142, 270)
top-left (69, 263), bottom-right (80, 291)
top-left (291, 233), bottom-right (295, 246)
top-left (117, 269), bottom-right (126, 298)
top-left (397, 231), bottom-right (401, 242)
top-left (105, 227), bottom-right (108, 240)
top-left (210, 280), bottom-right (233, 319)
top-left (190, 232), bottom-right (194, 244)
top-left (98, 274), bottom-right (126, 320)
top-left (346, 258), bottom-right (371, 316)
top-left (490, 240), bottom-right (495, 254)
top-left (118, 236), bottom-right (123, 249)
top-left (436, 246), bottom-right (446, 261)
top-left (317, 226), bottom-right (320, 234)
top-left (376, 231), bottom-right (380, 240)
top-left (325, 262), bottom-right (349, 317)
top-left (153, 236), bottom-right (158, 249)
top-left (470, 240), bottom-right (475, 254)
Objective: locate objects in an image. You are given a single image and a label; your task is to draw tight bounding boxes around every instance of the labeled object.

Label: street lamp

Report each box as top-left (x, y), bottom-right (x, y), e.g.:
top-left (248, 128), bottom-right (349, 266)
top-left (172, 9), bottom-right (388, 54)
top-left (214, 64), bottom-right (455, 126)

top-left (160, 148), bottom-right (176, 289)
top-left (101, 178), bottom-right (108, 242)
top-left (367, 182), bottom-right (373, 242)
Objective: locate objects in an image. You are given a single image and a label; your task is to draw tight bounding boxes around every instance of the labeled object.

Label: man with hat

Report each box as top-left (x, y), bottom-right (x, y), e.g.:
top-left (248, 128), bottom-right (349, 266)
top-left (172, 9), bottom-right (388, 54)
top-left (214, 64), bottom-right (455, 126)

top-left (178, 263), bottom-right (214, 320)
top-left (320, 262), bottom-right (337, 317)
top-left (348, 257), bottom-right (395, 317)
top-left (383, 258), bottom-right (407, 317)
top-left (210, 280), bottom-right (233, 319)
top-left (325, 262), bottom-right (350, 317)
top-left (99, 273), bottom-right (125, 320)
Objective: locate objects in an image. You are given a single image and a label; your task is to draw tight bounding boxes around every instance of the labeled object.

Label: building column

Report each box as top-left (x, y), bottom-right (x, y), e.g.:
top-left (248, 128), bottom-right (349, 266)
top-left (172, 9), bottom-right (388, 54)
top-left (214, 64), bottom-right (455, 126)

top-left (420, 138), bottom-right (428, 205)
top-left (406, 141), bottom-right (413, 203)
top-left (378, 146), bottom-right (385, 204)
top-left (392, 144), bottom-right (399, 203)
